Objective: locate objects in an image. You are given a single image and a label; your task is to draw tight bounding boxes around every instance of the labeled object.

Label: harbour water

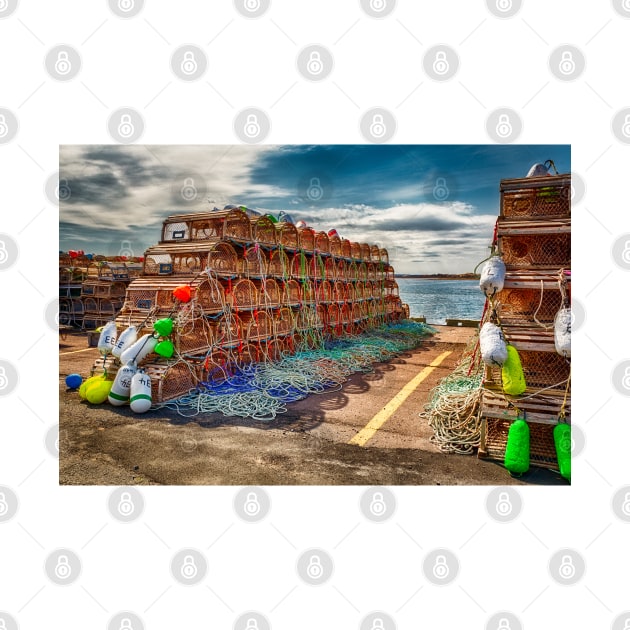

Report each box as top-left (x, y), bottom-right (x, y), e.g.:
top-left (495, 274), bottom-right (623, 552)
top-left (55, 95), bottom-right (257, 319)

top-left (397, 278), bottom-right (485, 325)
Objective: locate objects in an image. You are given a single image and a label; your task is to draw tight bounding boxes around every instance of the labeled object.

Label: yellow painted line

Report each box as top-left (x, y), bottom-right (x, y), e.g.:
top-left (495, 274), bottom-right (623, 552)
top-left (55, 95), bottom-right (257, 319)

top-left (349, 350), bottom-right (453, 447)
top-left (60, 347), bottom-right (98, 356)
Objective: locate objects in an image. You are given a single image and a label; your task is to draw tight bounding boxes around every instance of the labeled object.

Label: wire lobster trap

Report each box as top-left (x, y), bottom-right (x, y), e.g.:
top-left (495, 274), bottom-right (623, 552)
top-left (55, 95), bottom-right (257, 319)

top-left (242, 245), bottom-right (267, 277)
top-left (333, 281), bottom-right (347, 303)
top-left (282, 279), bottom-right (302, 306)
top-left (290, 251), bottom-right (309, 280)
top-left (324, 256), bottom-right (337, 281)
top-left (369, 245), bottom-right (380, 263)
top-left (315, 304), bottom-right (327, 328)
top-left (329, 233), bottom-right (342, 256)
top-left (298, 226), bottom-right (316, 252)
top-left (314, 231), bottom-right (330, 254)
top-left (276, 222), bottom-right (299, 250)
top-left (379, 248), bottom-right (389, 265)
top-left (341, 239), bottom-right (352, 258)
top-left (316, 280), bottom-right (333, 303)
top-left (336, 259), bottom-right (347, 280)
top-left (296, 305), bottom-right (317, 330)
top-left (251, 215), bottom-right (277, 247)
top-left (350, 242), bottom-right (361, 260)
top-left (174, 317), bottom-right (214, 355)
top-left (223, 208), bottom-right (253, 243)
top-left (239, 310), bottom-right (274, 340)
top-left (359, 243), bottom-right (371, 261)
top-left (499, 230), bottom-right (570, 269)
top-left (190, 215), bottom-right (224, 240)
top-left (143, 252), bottom-right (174, 276)
top-left (172, 253), bottom-right (204, 275)
top-left (308, 253), bottom-right (325, 280)
top-left (301, 280), bottom-right (315, 304)
top-left (162, 220), bottom-right (191, 242)
top-left (231, 278), bottom-right (259, 310)
top-left (207, 242), bottom-right (239, 277)
top-left (357, 262), bottom-right (368, 282)
top-left (274, 307), bottom-right (295, 336)
top-left (385, 280), bottom-right (399, 298)
top-left (500, 174), bottom-right (571, 219)
top-left (497, 285), bottom-right (567, 327)
top-left (366, 263), bottom-right (377, 281)
top-left (211, 313), bottom-right (241, 346)
top-left (268, 248), bottom-right (290, 278)
top-left (202, 348), bottom-right (234, 386)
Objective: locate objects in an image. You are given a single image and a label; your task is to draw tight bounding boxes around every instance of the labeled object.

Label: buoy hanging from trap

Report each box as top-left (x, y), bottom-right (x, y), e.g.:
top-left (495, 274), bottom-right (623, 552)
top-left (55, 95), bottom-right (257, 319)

top-left (120, 334), bottom-right (158, 366)
top-left (130, 370), bottom-right (152, 413)
top-left (479, 257), bottom-right (506, 298)
top-left (112, 325), bottom-right (138, 359)
top-left (479, 322), bottom-right (508, 367)
top-left (97, 321), bottom-right (117, 356)
top-left (108, 362), bottom-right (137, 406)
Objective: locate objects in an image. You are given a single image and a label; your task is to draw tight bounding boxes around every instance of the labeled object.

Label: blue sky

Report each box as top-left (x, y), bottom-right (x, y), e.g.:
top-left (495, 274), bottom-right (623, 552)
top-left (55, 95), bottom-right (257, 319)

top-left (59, 144), bottom-right (570, 274)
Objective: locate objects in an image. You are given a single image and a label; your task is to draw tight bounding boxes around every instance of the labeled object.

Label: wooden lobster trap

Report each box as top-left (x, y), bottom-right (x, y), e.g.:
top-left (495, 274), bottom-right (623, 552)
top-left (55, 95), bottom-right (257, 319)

top-left (296, 305), bottom-right (317, 330)
top-left (324, 256), bottom-right (337, 281)
top-left (341, 238), bottom-right (352, 258)
top-left (354, 281), bottom-right (365, 300)
top-left (384, 280), bottom-right (399, 298)
top-left (329, 233), bottom-right (342, 257)
top-left (235, 342), bottom-right (263, 365)
top-left (259, 278), bottom-right (281, 307)
top-left (242, 245), bottom-right (267, 277)
top-left (346, 260), bottom-right (358, 282)
top-left (370, 245), bottom-right (381, 263)
top-left (301, 280), bottom-right (316, 304)
top-left (350, 242), bottom-right (362, 260)
top-left (223, 208), bottom-right (253, 243)
top-left (336, 259), bottom-right (347, 280)
top-left (251, 215), bottom-right (277, 247)
top-left (142, 360), bottom-right (201, 403)
top-left (190, 215), bottom-right (224, 241)
top-left (360, 243), bottom-right (371, 261)
top-left (207, 242), bottom-right (239, 277)
top-left (352, 302), bottom-right (363, 322)
top-left (327, 303), bottom-right (341, 327)
top-left (316, 280), bottom-right (333, 303)
top-left (274, 307), bottom-right (295, 336)
top-left (402, 304), bottom-right (410, 319)
top-left (333, 281), bottom-right (347, 303)
top-left (290, 251), bottom-right (309, 280)
top-left (357, 262), bottom-right (368, 282)
top-left (239, 310), bottom-right (274, 341)
top-left (174, 317), bottom-right (214, 356)
top-left (308, 253), bottom-right (325, 280)
top-left (384, 265), bottom-right (395, 282)
top-left (379, 248), bottom-right (389, 265)
top-left (298, 226), bottom-right (316, 252)
top-left (268, 248), bottom-right (290, 278)
top-left (211, 313), bottom-right (241, 346)
top-left (231, 278), bottom-right (259, 310)
top-left (282, 279), bottom-right (302, 306)
top-left (314, 231), bottom-right (330, 254)
top-left (162, 219), bottom-right (191, 242)
top-left (345, 283), bottom-right (356, 302)
top-left (276, 222), bottom-right (299, 250)
top-left (366, 263), bottom-right (377, 281)
top-left (143, 251), bottom-right (174, 276)
top-left (315, 304), bottom-right (327, 328)
top-left (500, 174), bottom-right (571, 219)
top-left (201, 348), bottom-right (234, 385)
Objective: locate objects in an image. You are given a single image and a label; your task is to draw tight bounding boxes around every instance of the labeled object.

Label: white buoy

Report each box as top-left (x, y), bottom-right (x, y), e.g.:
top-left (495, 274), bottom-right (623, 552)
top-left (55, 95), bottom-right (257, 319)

top-left (120, 333), bottom-right (158, 366)
top-left (554, 307), bottom-right (571, 358)
top-left (112, 325), bottom-right (138, 358)
top-left (479, 322), bottom-right (508, 367)
top-left (130, 370), bottom-right (152, 413)
top-left (108, 362), bottom-right (137, 406)
top-left (97, 321), bottom-right (117, 356)
top-left (479, 257), bottom-right (506, 298)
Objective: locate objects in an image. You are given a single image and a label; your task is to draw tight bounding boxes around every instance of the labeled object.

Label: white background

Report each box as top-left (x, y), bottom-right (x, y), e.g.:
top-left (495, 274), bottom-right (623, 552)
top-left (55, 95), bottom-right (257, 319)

top-left (0, 1), bottom-right (628, 628)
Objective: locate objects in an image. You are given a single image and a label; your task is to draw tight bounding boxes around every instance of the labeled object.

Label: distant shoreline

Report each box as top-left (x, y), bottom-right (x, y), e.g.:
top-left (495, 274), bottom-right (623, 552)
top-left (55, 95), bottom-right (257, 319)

top-left (395, 274), bottom-right (480, 280)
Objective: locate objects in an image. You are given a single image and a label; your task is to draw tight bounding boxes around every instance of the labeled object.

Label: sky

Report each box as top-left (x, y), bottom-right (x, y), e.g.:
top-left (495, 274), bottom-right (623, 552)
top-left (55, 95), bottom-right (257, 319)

top-left (59, 144), bottom-right (570, 274)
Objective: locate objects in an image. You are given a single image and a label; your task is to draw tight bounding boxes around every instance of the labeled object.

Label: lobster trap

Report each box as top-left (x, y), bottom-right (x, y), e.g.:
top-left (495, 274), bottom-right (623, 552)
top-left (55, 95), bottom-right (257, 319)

top-left (207, 242), bottom-right (239, 277)
top-left (251, 215), bottom-right (277, 247)
top-left (276, 222), bottom-right (299, 249)
top-left (283, 279), bottom-right (302, 305)
top-left (268, 248), bottom-right (290, 278)
top-left (274, 307), bottom-right (295, 336)
top-left (174, 317), bottom-right (215, 355)
top-left (242, 246), bottom-right (267, 277)
top-left (314, 231), bottom-right (330, 254)
top-left (259, 278), bottom-right (281, 307)
top-left (239, 310), bottom-right (274, 340)
top-left (500, 174), bottom-right (571, 219)
top-left (298, 227), bottom-right (316, 252)
top-left (143, 360), bottom-right (201, 403)
top-left (341, 239), bottom-right (352, 258)
top-left (223, 208), bottom-right (253, 243)
top-left (329, 233), bottom-right (342, 256)
top-left (231, 278), bottom-right (259, 310)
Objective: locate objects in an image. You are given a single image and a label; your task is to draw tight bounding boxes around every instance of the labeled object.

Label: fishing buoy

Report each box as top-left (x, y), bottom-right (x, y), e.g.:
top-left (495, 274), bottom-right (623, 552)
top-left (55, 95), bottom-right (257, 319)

top-left (554, 307), bottom-right (571, 358)
top-left (153, 318), bottom-right (173, 337)
top-left (108, 363), bottom-right (137, 406)
top-left (130, 370), bottom-right (152, 413)
top-left (278, 211), bottom-right (295, 224)
top-left (120, 334), bottom-right (158, 365)
top-left (479, 256), bottom-right (506, 297)
top-left (173, 285), bottom-right (192, 303)
top-left (479, 322), bottom-right (508, 367)
top-left (155, 339), bottom-right (175, 358)
top-left (79, 374), bottom-right (106, 399)
top-left (85, 378), bottom-right (113, 404)
top-left (111, 325), bottom-right (138, 358)
top-left (65, 373), bottom-right (82, 389)
top-left (501, 345), bottom-right (527, 396)
top-left (554, 423), bottom-right (571, 481)
top-left (97, 321), bottom-right (117, 356)
top-left (295, 220), bottom-right (307, 229)
top-left (526, 162), bottom-right (550, 177)
top-left (327, 229), bottom-right (339, 238)
top-left (504, 418), bottom-right (530, 475)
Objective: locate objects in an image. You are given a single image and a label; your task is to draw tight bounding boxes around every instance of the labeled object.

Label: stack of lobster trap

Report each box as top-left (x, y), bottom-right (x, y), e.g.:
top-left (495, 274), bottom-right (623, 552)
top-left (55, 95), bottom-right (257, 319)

top-left (108, 207), bottom-right (408, 403)
top-left (478, 173), bottom-right (571, 469)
